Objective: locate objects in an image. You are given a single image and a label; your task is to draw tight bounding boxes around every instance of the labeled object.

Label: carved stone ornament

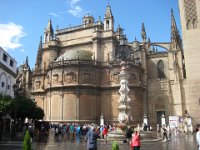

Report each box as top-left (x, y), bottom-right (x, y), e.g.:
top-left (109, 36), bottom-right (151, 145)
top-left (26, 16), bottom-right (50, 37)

top-left (83, 73), bottom-right (91, 83)
top-left (64, 71), bottom-right (77, 83)
top-left (110, 71), bottom-right (119, 83)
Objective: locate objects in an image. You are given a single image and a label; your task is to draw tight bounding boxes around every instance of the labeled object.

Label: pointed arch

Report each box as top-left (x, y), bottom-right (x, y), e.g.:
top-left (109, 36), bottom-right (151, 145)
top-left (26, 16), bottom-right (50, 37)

top-left (193, 19), bottom-right (198, 29)
top-left (157, 60), bottom-right (165, 79)
top-left (187, 20), bottom-right (193, 30)
top-left (106, 20), bottom-right (110, 30)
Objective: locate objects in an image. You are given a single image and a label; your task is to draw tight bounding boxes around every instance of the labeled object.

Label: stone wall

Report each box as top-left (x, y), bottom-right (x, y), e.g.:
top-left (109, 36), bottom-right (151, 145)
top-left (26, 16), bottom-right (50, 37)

top-left (179, 0), bottom-right (200, 123)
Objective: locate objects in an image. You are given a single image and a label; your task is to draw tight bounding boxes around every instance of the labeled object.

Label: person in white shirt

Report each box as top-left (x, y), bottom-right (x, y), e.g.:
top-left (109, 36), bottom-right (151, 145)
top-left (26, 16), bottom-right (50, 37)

top-left (196, 125), bottom-right (200, 150)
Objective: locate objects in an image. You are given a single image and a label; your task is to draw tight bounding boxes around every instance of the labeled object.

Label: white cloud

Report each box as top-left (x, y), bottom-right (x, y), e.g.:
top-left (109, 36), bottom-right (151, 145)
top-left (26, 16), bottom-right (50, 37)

top-left (0, 22), bottom-right (26, 50)
top-left (67, 0), bottom-right (84, 17)
top-left (68, 6), bottom-right (84, 17)
top-left (49, 12), bottom-right (59, 17)
top-left (68, 0), bottom-right (80, 6)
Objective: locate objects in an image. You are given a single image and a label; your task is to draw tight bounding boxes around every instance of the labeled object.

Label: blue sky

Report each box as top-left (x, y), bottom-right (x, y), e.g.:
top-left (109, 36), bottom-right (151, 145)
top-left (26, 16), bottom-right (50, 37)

top-left (0, 0), bottom-right (180, 69)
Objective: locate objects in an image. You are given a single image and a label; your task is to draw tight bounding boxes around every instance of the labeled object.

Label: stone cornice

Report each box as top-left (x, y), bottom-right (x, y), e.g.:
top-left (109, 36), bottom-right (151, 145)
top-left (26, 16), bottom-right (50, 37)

top-left (147, 52), bottom-right (168, 59)
top-left (60, 41), bottom-right (93, 49)
top-left (31, 83), bottom-right (144, 95)
top-left (0, 62), bottom-right (16, 78)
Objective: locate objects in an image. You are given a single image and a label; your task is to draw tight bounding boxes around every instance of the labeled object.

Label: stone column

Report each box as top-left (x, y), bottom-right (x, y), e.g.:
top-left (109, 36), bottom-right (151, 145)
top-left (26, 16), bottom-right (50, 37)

top-left (60, 93), bottom-right (64, 121)
top-left (118, 61), bottom-right (131, 124)
top-left (76, 92), bottom-right (80, 120)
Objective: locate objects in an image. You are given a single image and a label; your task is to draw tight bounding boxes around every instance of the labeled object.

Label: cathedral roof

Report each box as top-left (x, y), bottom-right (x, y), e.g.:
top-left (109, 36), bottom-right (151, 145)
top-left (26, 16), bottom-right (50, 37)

top-left (56, 50), bottom-right (93, 61)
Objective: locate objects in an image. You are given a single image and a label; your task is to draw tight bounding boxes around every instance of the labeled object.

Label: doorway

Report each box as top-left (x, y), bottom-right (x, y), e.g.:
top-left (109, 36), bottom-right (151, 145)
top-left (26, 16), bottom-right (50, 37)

top-left (157, 111), bottom-right (165, 126)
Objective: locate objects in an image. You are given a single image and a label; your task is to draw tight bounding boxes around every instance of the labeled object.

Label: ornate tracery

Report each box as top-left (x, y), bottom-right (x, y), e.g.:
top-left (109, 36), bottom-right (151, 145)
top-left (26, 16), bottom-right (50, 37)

top-left (184, 0), bottom-right (198, 29)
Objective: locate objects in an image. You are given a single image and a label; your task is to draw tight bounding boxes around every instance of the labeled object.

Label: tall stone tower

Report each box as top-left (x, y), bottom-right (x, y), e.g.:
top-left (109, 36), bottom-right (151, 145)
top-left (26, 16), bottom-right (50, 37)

top-left (178, 0), bottom-right (200, 123)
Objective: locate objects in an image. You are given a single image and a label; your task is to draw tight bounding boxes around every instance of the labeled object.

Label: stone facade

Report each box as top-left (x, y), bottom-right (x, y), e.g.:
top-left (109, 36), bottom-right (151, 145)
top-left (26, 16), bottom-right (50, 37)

top-left (0, 47), bottom-right (17, 98)
top-left (179, 0), bottom-right (200, 124)
top-left (16, 56), bottom-right (32, 98)
top-left (21, 4), bottom-right (199, 126)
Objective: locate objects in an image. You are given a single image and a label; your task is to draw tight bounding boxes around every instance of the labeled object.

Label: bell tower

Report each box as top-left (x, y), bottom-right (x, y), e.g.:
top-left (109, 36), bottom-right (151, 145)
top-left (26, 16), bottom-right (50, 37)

top-left (178, 0), bottom-right (200, 123)
top-left (104, 4), bottom-right (114, 31)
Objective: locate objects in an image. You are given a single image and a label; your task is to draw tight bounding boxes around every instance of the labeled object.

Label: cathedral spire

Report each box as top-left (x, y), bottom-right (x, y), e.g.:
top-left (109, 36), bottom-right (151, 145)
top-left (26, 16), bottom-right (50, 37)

top-left (170, 9), bottom-right (182, 50)
top-left (38, 36), bottom-right (42, 49)
top-left (141, 22), bottom-right (147, 42)
top-left (104, 4), bottom-right (114, 31)
top-left (25, 56), bottom-right (29, 65)
top-left (104, 4), bottom-right (113, 19)
top-left (44, 18), bottom-right (54, 43)
top-left (46, 18), bottom-right (53, 32)
top-left (35, 36), bottom-right (43, 71)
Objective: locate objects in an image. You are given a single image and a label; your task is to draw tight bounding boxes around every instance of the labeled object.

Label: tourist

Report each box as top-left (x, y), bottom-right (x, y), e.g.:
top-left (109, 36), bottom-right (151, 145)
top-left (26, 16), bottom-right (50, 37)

top-left (162, 125), bottom-right (168, 142)
top-left (85, 126), bottom-right (100, 150)
top-left (28, 125), bottom-right (33, 144)
top-left (126, 126), bottom-right (133, 149)
top-left (167, 125), bottom-right (171, 141)
top-left (102, 125), bottom-right (108, 144)
top-left (130, 130), bottom-right (141, 150)
top-left (196, 125), bottom-right (200, 150)
top-left (69, 124), bottom-right (75, 141)
top-left (126, 126), bottom-right (133, 143)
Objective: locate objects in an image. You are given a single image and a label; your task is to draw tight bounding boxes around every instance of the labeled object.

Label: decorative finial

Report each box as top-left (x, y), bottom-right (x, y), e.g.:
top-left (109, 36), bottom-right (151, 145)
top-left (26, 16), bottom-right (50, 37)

top-left (141, 22), bottom-right (147, 42)
top-left (135, 37), bottom-right (137, 41)
top-left (98, 16), bottom-right (101, 21)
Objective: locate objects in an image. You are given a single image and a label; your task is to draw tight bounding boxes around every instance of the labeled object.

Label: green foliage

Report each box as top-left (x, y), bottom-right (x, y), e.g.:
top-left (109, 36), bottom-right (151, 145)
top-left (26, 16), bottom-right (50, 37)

top-left (0, 94), bottom-right (12, 115)
top-left (16, 96), bottom-right (43, 120)
top-left (112, 141), bottom-right (119, 150)
top-left (34, 107), bottom-right (44, 119)
top-left (23, 130), bottom-right (32, 150)
top-left (16, 96), bottom-right (36, 119)
top-left (0, 94), bottom-right (44, 120)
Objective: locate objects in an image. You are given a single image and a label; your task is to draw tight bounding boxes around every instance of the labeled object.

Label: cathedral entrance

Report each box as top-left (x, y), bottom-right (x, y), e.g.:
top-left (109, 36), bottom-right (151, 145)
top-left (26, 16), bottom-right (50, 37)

top-left (156, 111), bottom-right (165, 126)
top-left (154, 100), bottom-right (166, 126)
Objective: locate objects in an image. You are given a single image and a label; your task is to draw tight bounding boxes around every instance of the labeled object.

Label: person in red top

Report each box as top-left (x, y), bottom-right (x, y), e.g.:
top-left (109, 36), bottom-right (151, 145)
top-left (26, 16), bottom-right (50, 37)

top-left (103, 125), bottom-right (108, 144)
top-left (130, 130), bottom-right (141, 150)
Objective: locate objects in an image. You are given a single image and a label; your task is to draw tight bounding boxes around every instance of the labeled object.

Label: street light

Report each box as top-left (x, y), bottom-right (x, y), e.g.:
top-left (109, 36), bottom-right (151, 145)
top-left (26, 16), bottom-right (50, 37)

top-left (12, 84), bottom-right (18, 139)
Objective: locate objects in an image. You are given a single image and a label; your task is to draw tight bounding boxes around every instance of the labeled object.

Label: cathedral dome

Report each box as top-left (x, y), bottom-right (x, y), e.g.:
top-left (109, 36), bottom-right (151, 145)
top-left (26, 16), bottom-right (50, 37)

top-left (56, 50), bottom-right (93, 61)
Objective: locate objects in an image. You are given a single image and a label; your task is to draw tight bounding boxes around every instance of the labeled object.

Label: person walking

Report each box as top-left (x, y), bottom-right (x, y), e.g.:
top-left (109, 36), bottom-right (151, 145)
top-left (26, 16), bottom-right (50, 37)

top-left (196, 125), bottom-right (200, 150)
top-left (102, 125), bottom-right (108, 144)
top-left (162, 125), bottom-right (168, 142)
top-left (130, 130), bottom-right (141, 150)
top-left (69, 124), bottom-right (75, 141)
top-left (126, 126), bottom-right (133, 145)
top-left (85, 126), bottom-right (100, 150)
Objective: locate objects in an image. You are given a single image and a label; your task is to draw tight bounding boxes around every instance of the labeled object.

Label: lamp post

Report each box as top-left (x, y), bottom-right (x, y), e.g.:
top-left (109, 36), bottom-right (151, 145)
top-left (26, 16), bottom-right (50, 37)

top-left (12, 84), bottom-right (18, 138)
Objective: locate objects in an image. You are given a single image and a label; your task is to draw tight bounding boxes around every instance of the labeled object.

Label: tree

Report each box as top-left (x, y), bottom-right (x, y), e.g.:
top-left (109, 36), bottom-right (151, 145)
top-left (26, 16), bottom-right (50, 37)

top-left (34, 107), bottom-right (44, 120)
top-left (14, 96), bottom-right (44, 121)
top-left (16, 96), bottom-right (36, 120)
top-left (0, 94), bottom-right (13, 116)
top-left (112, 141), bottom-right (120, 150)
top-left (23, 130), bottom-right (32, 150)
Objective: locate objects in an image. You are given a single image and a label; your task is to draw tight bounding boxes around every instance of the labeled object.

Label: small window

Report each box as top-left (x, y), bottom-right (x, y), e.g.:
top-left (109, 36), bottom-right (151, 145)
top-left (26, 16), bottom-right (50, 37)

top-left (187, 20), bottom-right (193, 30)
top-left (193, 19), bottom-right (198, 29)
top-left (1, 82), bottom-right (5, 87)
top-left (7, 85), bottom-right (10, 89)
top-left (3, 53), bottom-right (7, 62)
top-left (10, 60), bottom-right (14, 67)
top-left (106, 20), bottom-right (109, 29)
top-left (157, 60), bottom-right (165, 79)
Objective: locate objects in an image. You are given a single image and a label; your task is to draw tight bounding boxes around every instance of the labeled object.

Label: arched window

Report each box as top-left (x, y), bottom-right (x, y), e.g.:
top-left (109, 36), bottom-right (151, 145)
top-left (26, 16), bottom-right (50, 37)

top-left (157, 60), bottom-right (165, 79)
top-left (187, 20), bottom-right (193, 30)
top-left (106, 20), bottom-right (109, 29)
top-left (193, 19), bottom-right (198, 29)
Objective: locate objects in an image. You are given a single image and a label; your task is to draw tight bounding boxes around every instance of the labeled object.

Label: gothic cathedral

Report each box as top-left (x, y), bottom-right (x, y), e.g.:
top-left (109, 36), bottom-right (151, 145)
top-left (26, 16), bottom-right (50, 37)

top-left (17, 2), bottom-right (200, 127)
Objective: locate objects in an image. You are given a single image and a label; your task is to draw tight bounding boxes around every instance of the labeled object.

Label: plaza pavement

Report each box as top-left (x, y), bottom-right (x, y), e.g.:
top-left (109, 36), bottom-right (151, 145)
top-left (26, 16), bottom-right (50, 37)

top-left (0, 133), bottom-right (198, 150)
